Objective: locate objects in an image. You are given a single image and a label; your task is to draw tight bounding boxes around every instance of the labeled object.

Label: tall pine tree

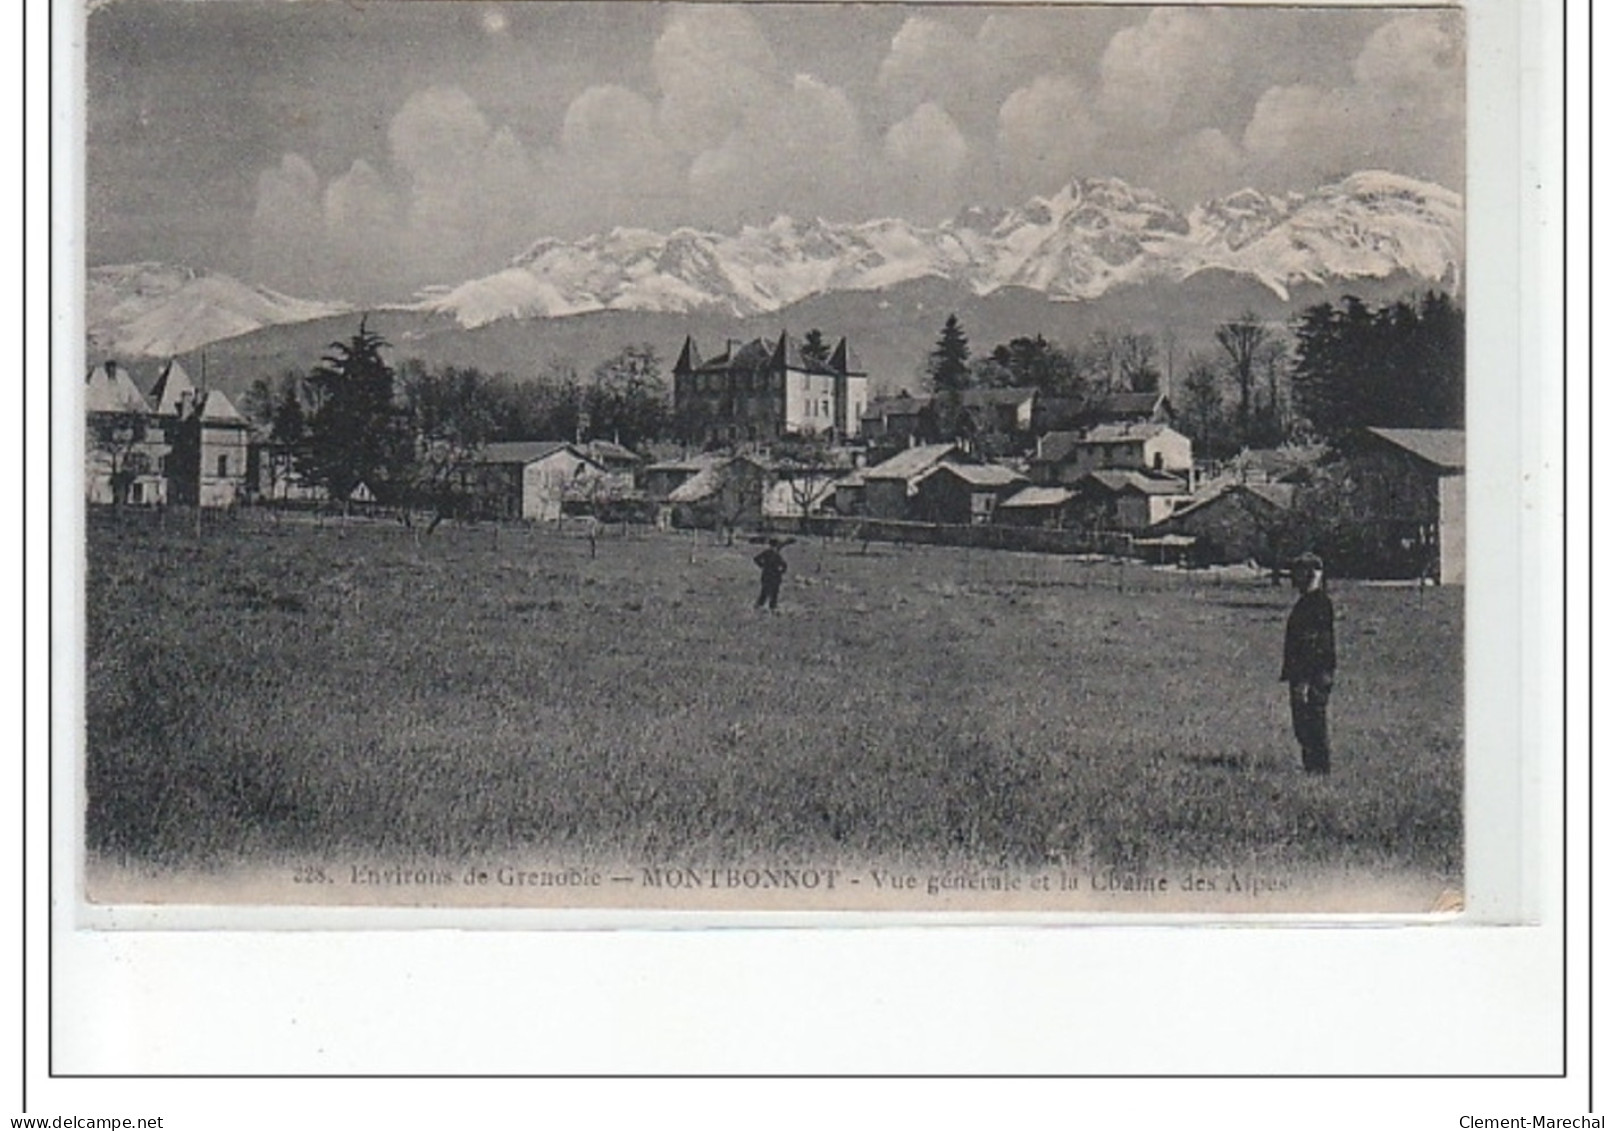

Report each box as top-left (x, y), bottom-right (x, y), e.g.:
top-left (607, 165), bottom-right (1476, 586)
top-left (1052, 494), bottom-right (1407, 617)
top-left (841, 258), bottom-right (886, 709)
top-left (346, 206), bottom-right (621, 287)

top-left (928, 314), bottom-right (972, 393)
top-left (302, 318), bottom-right (410, 502)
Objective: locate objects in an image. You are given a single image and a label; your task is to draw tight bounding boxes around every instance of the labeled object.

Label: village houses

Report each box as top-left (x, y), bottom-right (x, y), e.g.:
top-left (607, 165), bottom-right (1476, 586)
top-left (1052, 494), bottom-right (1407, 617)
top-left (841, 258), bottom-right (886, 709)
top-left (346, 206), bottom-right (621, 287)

top-left (84, 339), bottom-right (1462, 583)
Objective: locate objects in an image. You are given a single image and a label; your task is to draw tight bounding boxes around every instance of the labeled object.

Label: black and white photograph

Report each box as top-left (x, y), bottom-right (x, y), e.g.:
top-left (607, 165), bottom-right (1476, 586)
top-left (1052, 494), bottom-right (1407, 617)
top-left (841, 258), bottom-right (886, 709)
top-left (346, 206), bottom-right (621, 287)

top-left (79, 0), bottom-right (1469, 913)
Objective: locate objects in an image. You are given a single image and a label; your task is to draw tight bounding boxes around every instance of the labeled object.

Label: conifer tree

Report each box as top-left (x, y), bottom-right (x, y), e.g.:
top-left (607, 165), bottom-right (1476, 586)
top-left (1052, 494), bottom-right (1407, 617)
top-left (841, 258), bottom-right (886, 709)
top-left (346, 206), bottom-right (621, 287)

top-left (928, 314), bottom-right (972, 393)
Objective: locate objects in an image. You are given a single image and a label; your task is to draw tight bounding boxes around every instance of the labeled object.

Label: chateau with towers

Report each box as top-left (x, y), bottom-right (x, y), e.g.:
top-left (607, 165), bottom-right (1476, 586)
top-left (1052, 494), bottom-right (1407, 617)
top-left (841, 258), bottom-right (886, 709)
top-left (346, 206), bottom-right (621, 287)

top-left (84, 358), bottom-right (251, 507)
top-left (671, 331), bottom-right (869, 446)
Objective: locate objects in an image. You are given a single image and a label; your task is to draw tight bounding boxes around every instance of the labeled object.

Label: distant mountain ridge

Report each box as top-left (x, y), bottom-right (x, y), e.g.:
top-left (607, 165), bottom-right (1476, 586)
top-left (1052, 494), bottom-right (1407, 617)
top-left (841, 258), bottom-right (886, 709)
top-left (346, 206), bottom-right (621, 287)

top-left (86, 262), bottom-right (350, 359)
top-left (414, 171), bottom-right (1462, 328)
top-left (87, 171), bottom-right (1462, 386)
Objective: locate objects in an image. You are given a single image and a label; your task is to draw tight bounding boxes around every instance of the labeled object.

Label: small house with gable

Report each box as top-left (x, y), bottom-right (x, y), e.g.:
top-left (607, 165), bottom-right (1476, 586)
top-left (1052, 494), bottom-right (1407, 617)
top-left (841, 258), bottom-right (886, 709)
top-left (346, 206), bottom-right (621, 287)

top-left (470, 441), bottom-right (607, 522)
top-left (662, 454), bottom-right (774, 530)
top-left (910, 463), bottom-right (1028, 525)
top-left (1032, 422), bottom-right (1193, 485)
top-left (994, 485), bottom-right (1082, 529)
top-left (642, 453), bottom-right (729, 502)
top-left (857, 443), bottom-right (971, 520)
top-left (859, 392), bottom-right (933, 445)
top-left (1068, 470), bottom-right (1194, 532)
top-left (1159, 482), bottom-right (1298, 566)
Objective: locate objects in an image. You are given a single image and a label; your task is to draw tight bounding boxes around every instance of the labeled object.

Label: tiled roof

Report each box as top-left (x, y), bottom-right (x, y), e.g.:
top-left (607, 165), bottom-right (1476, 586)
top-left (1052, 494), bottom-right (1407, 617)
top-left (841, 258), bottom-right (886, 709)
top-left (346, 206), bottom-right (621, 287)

top-left (999, 486), bottom-right (1075, 509)
top-left (863, 395), bottom-right (932, 420)
top-left (666, 466), bottom-right (725, 503)
top-left (862, 443), bottom-right (960, 480)
top-left (584, 439), bottom-right (643, 464)
top-left (1170, 482), bottom-right (1296, 519)
top-left (1034, 430), bottom-right (1085, 463)
top-left (477, 440), bottom-right (577, 465)
top-left (1093, 391), bottom-right (1167, 418)
top-left (645, 453), bottom-right (727, 474)
top-left (1243, 482), bottom-right (1298, 509)
top-left (918, 462), bottom-right (1026, 488)
top-left (1082, 421), bottom-right (1171, 444)
top-left (1364, 427), bottom-right (1465, 471)
top-left (1231, 445), bottom-right (1328, 475)
top-left (1080, 470), bottom-right (1190, 496)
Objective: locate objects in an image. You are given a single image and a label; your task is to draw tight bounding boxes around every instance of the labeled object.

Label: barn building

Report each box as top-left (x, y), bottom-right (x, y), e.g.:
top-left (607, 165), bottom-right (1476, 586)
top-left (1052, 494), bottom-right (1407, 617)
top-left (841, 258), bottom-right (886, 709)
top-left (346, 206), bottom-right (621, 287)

top-left (1067, 470), bottom-right (1194, 532)
top-left (1159, 482), bottom-right (1298, 566)
top-left (854, 443), bottom-right (971, 520)
top-left (468, 441), bottom-right (607, 522)
top-left (1331, 427), bottom-right (1465, 583)
top-left (909, 463), bottom-right (1028, 525)
top-left (994, 485), bottom-right (1082, 529)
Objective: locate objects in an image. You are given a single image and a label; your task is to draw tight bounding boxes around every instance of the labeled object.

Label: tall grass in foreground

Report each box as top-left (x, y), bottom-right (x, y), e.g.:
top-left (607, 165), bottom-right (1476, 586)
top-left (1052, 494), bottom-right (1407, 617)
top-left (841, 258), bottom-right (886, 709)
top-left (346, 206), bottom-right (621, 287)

top-left (84, 511), bottom-right (1462, 881)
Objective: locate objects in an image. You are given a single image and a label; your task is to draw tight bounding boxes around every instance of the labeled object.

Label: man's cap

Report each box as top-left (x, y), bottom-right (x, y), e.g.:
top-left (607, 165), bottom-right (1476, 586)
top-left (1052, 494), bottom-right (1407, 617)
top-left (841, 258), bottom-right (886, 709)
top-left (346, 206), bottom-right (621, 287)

top-left (1292, 552), bottom-right (1324, 573)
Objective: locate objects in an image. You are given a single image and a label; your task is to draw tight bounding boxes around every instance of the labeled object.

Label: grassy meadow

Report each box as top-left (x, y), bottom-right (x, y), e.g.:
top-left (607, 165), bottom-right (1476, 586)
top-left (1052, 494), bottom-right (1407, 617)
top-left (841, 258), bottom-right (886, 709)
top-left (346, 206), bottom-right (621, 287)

top-left (83, 508), bottom-right (1463, 901)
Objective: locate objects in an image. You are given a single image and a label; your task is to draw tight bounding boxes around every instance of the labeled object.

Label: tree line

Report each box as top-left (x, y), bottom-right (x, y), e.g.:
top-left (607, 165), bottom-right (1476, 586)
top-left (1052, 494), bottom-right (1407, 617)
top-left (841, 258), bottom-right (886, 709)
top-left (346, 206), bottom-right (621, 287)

top-left (242, 319), bottom-right (670, 515)
top-left (920, 291), bottom-right (1463, 456)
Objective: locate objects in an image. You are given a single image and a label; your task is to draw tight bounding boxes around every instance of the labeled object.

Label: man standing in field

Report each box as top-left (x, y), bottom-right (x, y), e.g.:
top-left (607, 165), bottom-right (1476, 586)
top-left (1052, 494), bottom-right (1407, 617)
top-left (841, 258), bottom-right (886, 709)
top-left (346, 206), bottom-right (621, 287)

top-left (754, 538), bottom-right (788, 612)
top-left (1281, 552), bottom-right (1336, 775)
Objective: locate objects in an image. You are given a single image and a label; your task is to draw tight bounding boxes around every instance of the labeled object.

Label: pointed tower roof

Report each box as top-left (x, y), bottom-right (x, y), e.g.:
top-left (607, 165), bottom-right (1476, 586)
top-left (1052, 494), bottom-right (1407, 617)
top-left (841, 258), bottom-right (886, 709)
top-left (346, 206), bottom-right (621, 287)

top-left (85, 361), bottom-right (151, 415)
top-left (673, 335), bottom-right (702, 376)
top-left (198, 389), bottom-right (247, 425)
top-left (829, 338), bottom-right (865, 376)
top-left (148, 358), bottom-right (198, 416)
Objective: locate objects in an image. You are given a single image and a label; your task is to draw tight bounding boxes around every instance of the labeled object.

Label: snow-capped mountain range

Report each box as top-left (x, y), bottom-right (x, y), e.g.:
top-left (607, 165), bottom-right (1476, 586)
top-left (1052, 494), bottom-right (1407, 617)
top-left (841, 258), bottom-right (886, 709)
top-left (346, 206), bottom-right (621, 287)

top-left (87, 171), bottom-right (1460, 357)
top-left (416, 171), bottom-right (1462, 329)
top-left (86, 262), bottom-right (350, 358)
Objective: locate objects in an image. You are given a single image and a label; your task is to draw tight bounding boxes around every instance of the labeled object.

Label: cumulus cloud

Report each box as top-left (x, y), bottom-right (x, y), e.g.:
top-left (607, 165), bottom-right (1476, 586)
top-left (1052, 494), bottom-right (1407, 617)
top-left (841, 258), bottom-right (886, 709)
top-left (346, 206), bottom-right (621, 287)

top-left (250, 85), bottom-right (551, 298)
top-left (1353, 10), bottom-right (1463, 102)
top-left (653, 5), bottom-right (779, 154)
top-left (974, 10), bottom-right (1119, 105)
top-left (877, 16), bottom-right (978, 120)
top-left (540, 83), bottom-right (683, 230)
top-left (882, 102), bottom-right (969, 218)
top-left (1147, 127), bottom-right (1247, 205)
top-left (561, 84), bottom-right (661, 158)
top-left (997, 75), bottom-right (1101, 191)
top-left (1097, 8), bottom-right (1235, 135)
top-left (320, 159), bottom-right (401, 296)
top-left (250, 154), bottom-right (322, 292)
top-left (384, 87), bottom-right (540, 281)
top-left (1240, 11), bottom-right (1463, 192)
top-left (687, 73), bottom-right (866, 221)
top-left (237, 6), bottom-right (1462, 302)
top-left (1242, 85), bottom-right (1361, 167)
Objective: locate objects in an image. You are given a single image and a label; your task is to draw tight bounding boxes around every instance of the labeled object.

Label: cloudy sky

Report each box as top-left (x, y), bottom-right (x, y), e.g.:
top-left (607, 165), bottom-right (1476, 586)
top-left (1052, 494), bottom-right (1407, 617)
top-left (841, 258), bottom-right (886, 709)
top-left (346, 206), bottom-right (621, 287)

top-left (86, 2), bottom-right (1464, 303)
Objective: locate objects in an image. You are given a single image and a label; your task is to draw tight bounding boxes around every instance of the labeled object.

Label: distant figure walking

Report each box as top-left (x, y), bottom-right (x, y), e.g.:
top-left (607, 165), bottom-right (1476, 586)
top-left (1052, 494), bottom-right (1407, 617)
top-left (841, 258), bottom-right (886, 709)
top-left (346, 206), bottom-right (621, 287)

top-left (754, 538), bottom-right (788, 611)
top-left (1282, 552), bottom-right (1336, 775)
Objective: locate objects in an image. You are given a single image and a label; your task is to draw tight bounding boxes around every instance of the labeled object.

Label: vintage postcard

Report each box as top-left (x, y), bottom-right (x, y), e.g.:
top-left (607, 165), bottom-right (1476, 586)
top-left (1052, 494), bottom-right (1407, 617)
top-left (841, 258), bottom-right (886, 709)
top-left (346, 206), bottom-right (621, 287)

top-left (75, 0), bottom-right (1471, 916)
